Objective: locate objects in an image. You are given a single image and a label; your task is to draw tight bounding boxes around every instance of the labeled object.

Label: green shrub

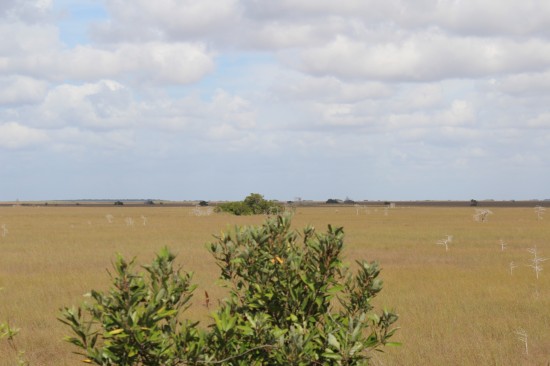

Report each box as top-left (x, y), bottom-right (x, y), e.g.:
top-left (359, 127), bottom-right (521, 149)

top-left (217, 193), bottom-right (282, 215)
top-left (216, 201), bottom-right (253, 216)
top-left (59, 248), bottom-right (203, 365)
top-left (207, 215), bottom-right (399, 365)
top-left (60, 215), bottom-right (398, 365)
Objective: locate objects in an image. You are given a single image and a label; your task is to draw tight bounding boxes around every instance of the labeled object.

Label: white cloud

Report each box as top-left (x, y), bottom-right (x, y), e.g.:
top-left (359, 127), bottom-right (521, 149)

top-left (402, 83), bottom-right (444, 109)
top-left (439, 100), bottom-right (475, 126)
top-left (2, 80), bottom-right (260, 153)
top-left (415, 0), bottom-right (550, 37)
top-left (0, 21), bottom-right (60, 57)
top-left (509, 152), bottom-right (543, 166)
top-left (273, 75), bottom-right (393, 103)
top-left (315, 103), bottom-right (362, 127)
top-left (248, 22), bottom-right (321, 49)
top-left (31, 80), bottom-right (134, 129)
top-left (241, 0), bottom-right (396, 22)
top-left (270, 77), bottom-right (477, 135)
top-left (0, 121), bottom-right (48, 149)
top-left (210, 89), bottom-right (256, 129)
top-left (0, 12), bottom-right (214, 85)
top-left (494, 72), bottom-right (550, 96)
top-left (295, 34), bottom-right (550, 81)
top-left (0, 76), bottom-right (48, 105)
top-left (242, 0), bottom-right (550, 39)
top-left (94, 0), bottom-right (241, 42)
top-left (0, 0), bottom-right (53, 22)
top-left (527, 113), bottom-right (550, 129)
top-left (440, 126), bottom-right (481, 141)
top-left (3, 40), bottom-right (215, 84)
top-left (62, 42), bottom-right (215, 84)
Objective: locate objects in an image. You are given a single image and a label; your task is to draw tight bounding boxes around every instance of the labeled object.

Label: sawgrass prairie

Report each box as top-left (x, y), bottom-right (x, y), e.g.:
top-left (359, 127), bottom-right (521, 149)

top-left (0, 205), bottom-right (549, 365)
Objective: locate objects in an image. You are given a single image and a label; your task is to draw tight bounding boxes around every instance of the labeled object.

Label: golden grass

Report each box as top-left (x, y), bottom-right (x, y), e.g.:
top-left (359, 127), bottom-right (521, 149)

top-left (0, 205), bottom-right (548, 365)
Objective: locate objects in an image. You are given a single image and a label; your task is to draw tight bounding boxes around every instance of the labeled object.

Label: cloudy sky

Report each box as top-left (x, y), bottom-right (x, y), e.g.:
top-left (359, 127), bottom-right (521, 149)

top-left (1, 0), bottom-right (549, 201)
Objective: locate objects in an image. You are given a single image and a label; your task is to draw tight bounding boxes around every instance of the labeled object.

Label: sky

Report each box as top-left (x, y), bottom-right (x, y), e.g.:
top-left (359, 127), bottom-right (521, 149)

top-left (1, 0), bottom-right (549, 201)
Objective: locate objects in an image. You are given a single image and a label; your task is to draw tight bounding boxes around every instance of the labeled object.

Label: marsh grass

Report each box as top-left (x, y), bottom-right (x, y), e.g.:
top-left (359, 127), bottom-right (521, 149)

top-left (0, 205), bottom-right (549, 365)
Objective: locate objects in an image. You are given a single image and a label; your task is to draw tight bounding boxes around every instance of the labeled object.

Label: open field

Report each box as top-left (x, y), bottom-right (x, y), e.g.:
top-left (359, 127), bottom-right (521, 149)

top-left (0, 205), bottom-right (549, 365)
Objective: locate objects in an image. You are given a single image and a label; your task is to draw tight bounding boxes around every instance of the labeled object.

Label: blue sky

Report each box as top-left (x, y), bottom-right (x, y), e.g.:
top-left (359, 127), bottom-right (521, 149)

top-left (1, 0), bottom-right (549, 201)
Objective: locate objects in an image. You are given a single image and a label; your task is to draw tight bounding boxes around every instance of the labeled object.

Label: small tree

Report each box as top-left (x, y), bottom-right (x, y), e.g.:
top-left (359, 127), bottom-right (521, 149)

top-left (344, 197), bottom-right (356, 204)
top-left (60, 215), bottom-right (399, 365)
top-left (207, 214), bottom-right (399, 364)
top-left (217, 193), bottom-right (282, 215)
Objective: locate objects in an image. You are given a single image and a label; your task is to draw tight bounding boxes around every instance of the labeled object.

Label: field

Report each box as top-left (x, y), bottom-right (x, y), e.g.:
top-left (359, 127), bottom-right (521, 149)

top-left (0, 205), bottom-right (549, 365)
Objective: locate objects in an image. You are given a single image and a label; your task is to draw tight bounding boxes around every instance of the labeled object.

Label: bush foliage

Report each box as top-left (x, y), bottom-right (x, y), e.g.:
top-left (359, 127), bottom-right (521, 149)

top-left (59, 215), bottom-right (399, 365)
top-left (216, 193), bottom-right (282, 215)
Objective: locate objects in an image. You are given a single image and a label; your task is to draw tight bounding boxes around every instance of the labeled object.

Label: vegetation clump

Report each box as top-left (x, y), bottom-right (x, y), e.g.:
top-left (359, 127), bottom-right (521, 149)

top-left (59, 214), bottom-right (399, 365)
top-left (216, 193), bottom-right (282, 215)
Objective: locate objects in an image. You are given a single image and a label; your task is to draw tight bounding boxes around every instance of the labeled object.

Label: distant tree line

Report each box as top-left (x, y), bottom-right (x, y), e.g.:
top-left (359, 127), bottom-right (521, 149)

top-left (326, 198), bottom-right (356, 204)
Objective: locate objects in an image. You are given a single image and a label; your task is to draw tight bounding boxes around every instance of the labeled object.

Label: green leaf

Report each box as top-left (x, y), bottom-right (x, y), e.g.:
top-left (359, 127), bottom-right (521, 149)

top-left (385, 342), bottom-right (402, 347)
top-left (322, 349), bottom-right (343, 360)
top-left (106, 328), bottom-right (124, 336)
top-left (327, 333), bottom-right (341, 351)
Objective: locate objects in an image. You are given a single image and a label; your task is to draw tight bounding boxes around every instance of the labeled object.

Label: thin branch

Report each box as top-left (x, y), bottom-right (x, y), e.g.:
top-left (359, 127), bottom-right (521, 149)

top-left (195, 344), bottom-right (275, 365)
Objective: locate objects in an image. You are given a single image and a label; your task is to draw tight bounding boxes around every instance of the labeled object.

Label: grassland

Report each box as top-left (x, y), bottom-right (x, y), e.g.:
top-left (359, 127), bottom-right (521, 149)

top-left (0, 205), bottom-right (549, 365)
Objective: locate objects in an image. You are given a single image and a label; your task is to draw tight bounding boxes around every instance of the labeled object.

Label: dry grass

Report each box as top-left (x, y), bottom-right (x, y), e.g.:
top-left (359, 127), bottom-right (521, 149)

top-left (0, 205), bottom-right (549, 365)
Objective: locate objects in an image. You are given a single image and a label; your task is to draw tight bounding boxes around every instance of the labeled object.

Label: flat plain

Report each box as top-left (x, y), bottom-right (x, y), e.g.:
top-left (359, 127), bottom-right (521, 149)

top-left (0, 204), bottom-right (549, 365)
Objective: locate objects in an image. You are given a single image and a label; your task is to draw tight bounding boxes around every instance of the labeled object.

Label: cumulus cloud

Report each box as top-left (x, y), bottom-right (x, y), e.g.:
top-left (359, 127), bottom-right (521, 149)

top-left (494, 72), bottom-right (550, 96)
top-left (57, 42), bottom-right (215, 84)
top-left (242, 0), bottom-right (550, 39)
top-left (1, 38), bottom-right (214, 85)
top-left (0, 76), bottom-right (48, 105)
top-left (210, 89), bottom-right (256, 129)
top-left (273, 75), bottom-right (393, 103)
top-left (93, 0), bottom-right (241, 42)
top-left (0, 0), bottom-right (52, 22)
top-left (404, 0), bottom-right (550, 38)
top-left (0, 121), bottom-right (48, 148)
top-left (382, 99), bottom-right (475, 137)
top-left (0, 21), bottom-right (60, 58)
top-left (0, 77), bottom-right (261, 153)
top-left (9, 0), bottom-right (547, 86)
top-left (33, 80), bottom-right (135, 129)
top-left (294, 34), bottom-right (550, 81)
top-left (0, 4), bottom-right (215, 86)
